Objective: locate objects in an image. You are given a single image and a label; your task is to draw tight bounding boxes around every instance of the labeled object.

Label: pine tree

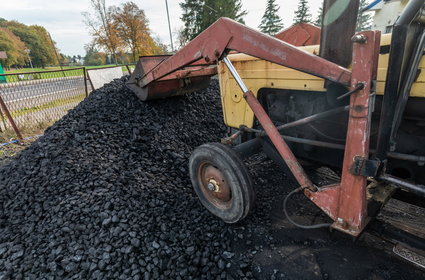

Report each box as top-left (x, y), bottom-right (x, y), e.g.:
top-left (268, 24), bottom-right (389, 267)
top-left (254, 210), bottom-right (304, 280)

top-left (314, 6), bottom-right (323, 27)
top-left (293, 0), bottom-right (312, 24)
top-left (179, 0), bottom-right (247, 44)
top-left (180, 0), bottom-right (204, 44)
top-left (356, 0), bottom-right (372, 31)
top-left (199, 0), bottom-right (247, 32)
top-left (259, 0), bottom-right (284, 35)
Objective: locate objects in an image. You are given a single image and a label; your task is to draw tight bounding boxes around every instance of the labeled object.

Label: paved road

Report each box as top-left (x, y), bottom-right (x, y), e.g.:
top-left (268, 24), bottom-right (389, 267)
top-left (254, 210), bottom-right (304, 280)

top-left (0, 76), bottom-right (86, 112)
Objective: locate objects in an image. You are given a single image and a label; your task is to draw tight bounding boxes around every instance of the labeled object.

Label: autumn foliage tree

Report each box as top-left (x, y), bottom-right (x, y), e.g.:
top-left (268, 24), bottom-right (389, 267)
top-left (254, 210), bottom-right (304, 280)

top-left (0, 27), bottom-right (27, 67)
top-left (83, 0), bottom-right (122, 64)
top-left (0, 18), bottom-right (59, 68)
top-left (83, 1), bottom-right (164, 63)
top-left (84, 42), bottom-right (107, 66)
top-left (113, 2), bottom-right (163, 61)
top-left (30, 25), bottom-right (60, 66)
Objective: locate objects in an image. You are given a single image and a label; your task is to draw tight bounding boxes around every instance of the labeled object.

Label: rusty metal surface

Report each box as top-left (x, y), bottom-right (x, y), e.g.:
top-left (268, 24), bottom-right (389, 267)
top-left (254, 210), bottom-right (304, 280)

top-left (274, 23), bottom-right (321, 46)
top-left (334, 31), bottom-right (381, 234)
top-left (0, 93), bottom-right (22, 140)
top-left (307, 31), bottom-right (381, 236)
top-left (127, 55), bottom-right (216, 101)
top-left (198, 162), bottom-right (232, 209)
top-left (138, 17), bottom-right (352, 92)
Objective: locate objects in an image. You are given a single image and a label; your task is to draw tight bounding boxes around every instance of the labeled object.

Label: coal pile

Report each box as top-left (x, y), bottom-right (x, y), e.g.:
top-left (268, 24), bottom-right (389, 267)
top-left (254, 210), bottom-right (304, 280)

top-left (0, 77), bottom-right (424, 280)
top-left (0, 77), bottom-right (231, 279)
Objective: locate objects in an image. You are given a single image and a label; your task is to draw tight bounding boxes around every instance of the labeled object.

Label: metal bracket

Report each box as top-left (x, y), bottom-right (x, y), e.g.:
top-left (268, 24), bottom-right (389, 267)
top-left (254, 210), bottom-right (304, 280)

top-left (350, 156), bottom-right (381, 177)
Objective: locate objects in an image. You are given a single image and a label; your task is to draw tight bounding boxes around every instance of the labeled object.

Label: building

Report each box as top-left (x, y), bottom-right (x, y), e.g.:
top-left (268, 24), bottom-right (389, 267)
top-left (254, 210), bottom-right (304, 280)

top-left (366, 0), bottom-right (409, 33)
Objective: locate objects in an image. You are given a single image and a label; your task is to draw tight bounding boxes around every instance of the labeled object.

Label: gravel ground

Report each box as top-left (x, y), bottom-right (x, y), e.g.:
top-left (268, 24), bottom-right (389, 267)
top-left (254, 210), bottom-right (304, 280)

top-left (0, 77), bottom-right (424, 279)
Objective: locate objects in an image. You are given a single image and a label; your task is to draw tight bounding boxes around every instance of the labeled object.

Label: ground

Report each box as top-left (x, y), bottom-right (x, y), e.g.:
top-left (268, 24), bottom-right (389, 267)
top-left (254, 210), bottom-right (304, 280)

top-left (0, 78), bottom-right (423, 279)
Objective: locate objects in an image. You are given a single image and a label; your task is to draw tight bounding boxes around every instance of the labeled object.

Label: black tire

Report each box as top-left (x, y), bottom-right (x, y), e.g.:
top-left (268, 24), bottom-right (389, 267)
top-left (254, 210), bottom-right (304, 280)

top-left (189, 143), bottom-right (255, 223)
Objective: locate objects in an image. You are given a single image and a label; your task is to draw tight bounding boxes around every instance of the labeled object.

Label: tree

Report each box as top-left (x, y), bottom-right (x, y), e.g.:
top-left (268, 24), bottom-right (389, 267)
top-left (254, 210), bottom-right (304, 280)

top-left (83, 0), bottom-right (123, 64)
top-left (356, 0), bottom-right (372, 31)
top-left (179, 0), bottom-right (247, 44)
top-left (259, 0), bottom-right (284, 35)
top-left (0, 20), bottom-right (58, 67)
top-left (30, 25), bottom-right (59, 66)
top-left (179, 0), bottom-right (204, 45)
top-left (199, 0), bottom-right (247, 31)
top-left (0, 27), bottom-right (26, 67)
top-left (0, 19), bottom-right (59, 68)
top-left (60, 53), bottom-right (71, 65)
top-left (83, 42), bottom-right (107, 66)
top-left (314, 5), bottom-right (323, 27)
top-left (113, 1), bottom-right (163, 62)
top-left (293, 0), bottom-right (312, 24)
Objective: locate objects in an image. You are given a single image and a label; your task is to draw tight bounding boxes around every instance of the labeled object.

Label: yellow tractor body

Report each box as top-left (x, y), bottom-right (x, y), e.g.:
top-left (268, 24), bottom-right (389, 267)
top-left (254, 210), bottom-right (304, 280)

top-left (218, 34), bottom-right (425, 129)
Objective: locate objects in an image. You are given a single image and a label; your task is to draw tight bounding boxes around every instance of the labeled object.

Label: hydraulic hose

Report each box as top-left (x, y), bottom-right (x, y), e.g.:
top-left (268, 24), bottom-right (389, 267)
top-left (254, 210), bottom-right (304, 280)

top-left (283, 187), bottom-right (332, 229)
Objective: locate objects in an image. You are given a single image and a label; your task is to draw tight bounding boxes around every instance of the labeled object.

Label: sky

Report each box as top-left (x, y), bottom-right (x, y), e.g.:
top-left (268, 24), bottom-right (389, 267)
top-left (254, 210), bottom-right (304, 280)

top-left (0, 0), bottom-right (322, 56)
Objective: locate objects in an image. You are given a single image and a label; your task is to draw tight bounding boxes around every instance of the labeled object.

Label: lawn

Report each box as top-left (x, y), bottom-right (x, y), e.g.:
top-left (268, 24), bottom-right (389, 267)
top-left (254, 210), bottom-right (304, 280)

top-left (1, 64), bottom-right (135, 83)
top-left (1, 68), bottom-right (85, 83)
top-left (4, 64), bottom-right (135, 74)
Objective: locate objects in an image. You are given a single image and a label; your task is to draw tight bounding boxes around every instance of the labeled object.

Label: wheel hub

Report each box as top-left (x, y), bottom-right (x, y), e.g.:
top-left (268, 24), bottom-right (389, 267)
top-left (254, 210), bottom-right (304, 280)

top-left (199, 163), bottom-right (231, 204)
top-left (207, 179), bottom-right (220, 192)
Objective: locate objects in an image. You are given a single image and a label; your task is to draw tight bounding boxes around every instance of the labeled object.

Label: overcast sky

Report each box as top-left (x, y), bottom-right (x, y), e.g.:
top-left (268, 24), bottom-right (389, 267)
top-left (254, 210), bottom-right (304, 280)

top-left (1, 0), bottom-right (322, 56)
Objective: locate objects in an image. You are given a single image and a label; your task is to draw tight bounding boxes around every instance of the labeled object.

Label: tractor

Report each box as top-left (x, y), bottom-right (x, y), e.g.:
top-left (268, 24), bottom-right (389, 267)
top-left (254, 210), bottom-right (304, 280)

top-left (128, 0), bottom-right (425, 267)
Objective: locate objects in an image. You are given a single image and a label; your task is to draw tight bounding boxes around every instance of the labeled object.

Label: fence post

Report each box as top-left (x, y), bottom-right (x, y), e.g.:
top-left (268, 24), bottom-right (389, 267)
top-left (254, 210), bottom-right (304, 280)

top-left (0, 106), bottom-right (4, 132)
top-left (86, 70), bottom-right (95, 91)
top-left (0, 93), bottom-right (22, 140)
top-left (83, 67), bottom-right (89, 97)
top-left (126, 64), bottom-right (132, 75)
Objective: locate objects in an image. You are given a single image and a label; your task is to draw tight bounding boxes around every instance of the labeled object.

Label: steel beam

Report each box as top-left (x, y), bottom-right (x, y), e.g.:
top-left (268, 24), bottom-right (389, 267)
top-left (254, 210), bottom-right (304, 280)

top-left (307, 31), bottom-right (381, 236)
top-left (139, 18), bottom-right (352, 89)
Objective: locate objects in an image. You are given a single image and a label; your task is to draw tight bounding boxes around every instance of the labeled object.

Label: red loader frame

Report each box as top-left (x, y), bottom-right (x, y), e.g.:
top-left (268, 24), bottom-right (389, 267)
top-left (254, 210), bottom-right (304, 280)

top-left (128, 18), bottom-right (381, 236)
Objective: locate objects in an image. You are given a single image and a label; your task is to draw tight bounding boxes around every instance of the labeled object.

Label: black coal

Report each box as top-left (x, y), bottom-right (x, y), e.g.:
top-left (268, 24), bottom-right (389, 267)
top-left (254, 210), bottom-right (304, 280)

top-left (0, 77), bottom-right (231, 279)
top-left (0, 77), bottom-right (423, 280)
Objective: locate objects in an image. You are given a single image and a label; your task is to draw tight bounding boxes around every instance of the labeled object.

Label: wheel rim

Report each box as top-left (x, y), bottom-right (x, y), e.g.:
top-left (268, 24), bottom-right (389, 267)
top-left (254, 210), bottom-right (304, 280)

top-left (197, 161), bottom-right (232, 209)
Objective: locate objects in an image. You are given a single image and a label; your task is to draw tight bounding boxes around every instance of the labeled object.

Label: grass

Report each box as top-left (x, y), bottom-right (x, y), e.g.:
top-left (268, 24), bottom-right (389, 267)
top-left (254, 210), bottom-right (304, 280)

top-left (4, 64), bottom-right (134, 74)
top-left (5, 68), bottom-right (47, 73)
top-left (2, 69), bottom-right (84, 83)
top-left (10, 93), bottom-right (86, 118)
top-left (1, 65), bottom-right (135, 83)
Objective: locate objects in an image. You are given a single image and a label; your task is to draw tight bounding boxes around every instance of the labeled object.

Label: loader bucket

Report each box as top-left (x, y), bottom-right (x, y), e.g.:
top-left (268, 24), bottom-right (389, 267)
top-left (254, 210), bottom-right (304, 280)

top-left (127, 55), bottom-right (217, 101)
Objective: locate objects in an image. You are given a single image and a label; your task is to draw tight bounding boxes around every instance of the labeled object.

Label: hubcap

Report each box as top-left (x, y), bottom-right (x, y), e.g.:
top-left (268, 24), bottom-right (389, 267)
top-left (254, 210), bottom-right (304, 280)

top-left (198, 162), bottom-right (232, 208)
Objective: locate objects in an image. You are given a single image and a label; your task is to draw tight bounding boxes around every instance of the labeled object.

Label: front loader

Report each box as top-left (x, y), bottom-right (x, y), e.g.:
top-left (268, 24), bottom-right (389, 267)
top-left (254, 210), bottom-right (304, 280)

top-left (128, 0), bottom-right (425, 267)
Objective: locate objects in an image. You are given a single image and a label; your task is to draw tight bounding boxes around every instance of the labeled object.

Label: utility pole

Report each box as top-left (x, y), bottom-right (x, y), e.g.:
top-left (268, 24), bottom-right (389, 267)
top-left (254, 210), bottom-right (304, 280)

top-left (165, 0), bottom-right (174, 52)
top-left (48, 32), bottom-right (63, 71)
top-left (24, 49), bottom-right (34, 71)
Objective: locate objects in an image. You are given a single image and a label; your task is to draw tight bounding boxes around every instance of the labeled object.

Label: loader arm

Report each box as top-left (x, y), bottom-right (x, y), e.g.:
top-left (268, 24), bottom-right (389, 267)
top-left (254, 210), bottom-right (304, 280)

top-left (137, 17), bottom-right (352, 92)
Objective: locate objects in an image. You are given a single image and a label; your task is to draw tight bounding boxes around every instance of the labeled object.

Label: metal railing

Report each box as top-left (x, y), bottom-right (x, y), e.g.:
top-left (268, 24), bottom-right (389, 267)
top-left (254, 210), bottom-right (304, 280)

top-left (0, 68), bottom-right (88, 141)
top-left (0, 64), bottom-right (136, 144)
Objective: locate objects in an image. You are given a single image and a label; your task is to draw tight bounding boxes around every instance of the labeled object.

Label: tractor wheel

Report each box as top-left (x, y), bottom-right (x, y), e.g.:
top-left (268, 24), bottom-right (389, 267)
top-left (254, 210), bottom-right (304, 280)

top-left (189, 143), bottom-right (255, 223)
